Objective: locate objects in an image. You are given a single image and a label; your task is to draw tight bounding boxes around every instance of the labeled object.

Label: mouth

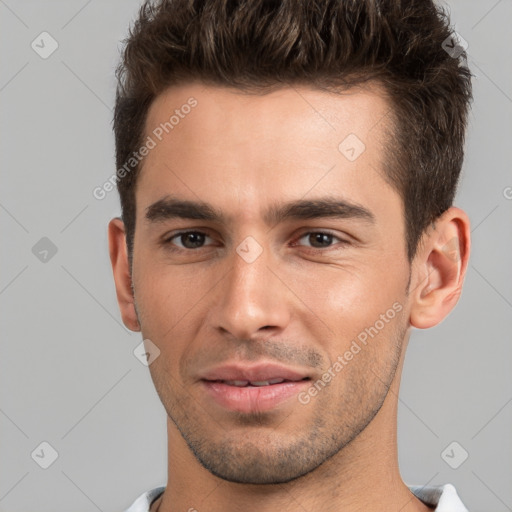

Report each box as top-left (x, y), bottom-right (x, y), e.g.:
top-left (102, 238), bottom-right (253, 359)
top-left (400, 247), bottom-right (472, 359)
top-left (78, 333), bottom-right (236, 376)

top-left (204, 377), bottom-right (310, 387)
top-left (199, 364), bottom-right (312, 413)
top-left (199, 362), bottom-right (312, 384)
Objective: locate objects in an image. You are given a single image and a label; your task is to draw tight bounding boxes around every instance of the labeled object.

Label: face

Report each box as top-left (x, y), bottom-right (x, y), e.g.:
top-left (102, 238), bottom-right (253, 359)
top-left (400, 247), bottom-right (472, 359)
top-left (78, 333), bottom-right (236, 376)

top-left (129, 82), bottom-right (412, 484)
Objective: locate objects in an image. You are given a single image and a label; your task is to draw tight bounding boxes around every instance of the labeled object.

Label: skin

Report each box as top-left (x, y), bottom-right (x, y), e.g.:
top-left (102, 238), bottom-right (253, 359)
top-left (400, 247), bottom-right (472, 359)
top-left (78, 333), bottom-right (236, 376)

top-left (109, 82), bottom-right (470, 512)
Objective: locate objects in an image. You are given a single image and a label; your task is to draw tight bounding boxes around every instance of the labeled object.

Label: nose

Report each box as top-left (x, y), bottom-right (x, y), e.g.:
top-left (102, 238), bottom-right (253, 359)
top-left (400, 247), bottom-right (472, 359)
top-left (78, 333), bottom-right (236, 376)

top-left (212, 242), bottom-right (291, 340)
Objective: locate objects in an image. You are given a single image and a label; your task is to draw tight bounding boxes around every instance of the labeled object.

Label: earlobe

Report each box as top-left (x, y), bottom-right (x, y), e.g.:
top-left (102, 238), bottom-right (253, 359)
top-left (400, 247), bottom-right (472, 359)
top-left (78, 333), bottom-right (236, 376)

top-left (108, 217), bottom-right (141, 332)
top-left (409, 207), bottom-right (470, 329)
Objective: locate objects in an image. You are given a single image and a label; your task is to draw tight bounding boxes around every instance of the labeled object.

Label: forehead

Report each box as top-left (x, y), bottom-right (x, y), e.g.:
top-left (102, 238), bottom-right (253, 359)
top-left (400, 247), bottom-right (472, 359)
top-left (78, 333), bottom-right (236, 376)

top-left (137, 81), bottom-right (397, 221)
top-left (144, 81), bottom-right (392, 150)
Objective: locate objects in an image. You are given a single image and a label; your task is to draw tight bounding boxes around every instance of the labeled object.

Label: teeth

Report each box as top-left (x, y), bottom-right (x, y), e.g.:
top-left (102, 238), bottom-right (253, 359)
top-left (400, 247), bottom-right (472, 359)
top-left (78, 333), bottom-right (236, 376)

top-left (224, 380), bottom-right (250, 387)
top-left (223, 378), bottom-right (286, 387)
top-left (250, 380), bottom-right (271, 386)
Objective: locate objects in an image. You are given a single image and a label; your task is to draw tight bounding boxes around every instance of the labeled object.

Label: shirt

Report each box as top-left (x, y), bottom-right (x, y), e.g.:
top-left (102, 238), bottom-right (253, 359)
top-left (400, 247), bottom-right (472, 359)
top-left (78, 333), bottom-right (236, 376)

top-left (123, 483), bottom-right (469, 511)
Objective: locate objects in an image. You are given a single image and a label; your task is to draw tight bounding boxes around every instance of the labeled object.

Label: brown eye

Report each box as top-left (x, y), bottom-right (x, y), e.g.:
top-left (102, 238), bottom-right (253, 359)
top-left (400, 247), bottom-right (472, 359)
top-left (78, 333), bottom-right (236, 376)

top-left (296, 231), bottom-right (346, 249)
top-left (307, 232), bottom-right (334, 248)
top-left (166, 231), bottom-right (211, 249)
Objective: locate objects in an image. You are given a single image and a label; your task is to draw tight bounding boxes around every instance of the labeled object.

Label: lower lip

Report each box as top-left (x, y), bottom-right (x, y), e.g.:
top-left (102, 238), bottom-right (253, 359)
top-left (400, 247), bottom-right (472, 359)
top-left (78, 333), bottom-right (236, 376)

top-left (201, 380), bottom-right (310, 413)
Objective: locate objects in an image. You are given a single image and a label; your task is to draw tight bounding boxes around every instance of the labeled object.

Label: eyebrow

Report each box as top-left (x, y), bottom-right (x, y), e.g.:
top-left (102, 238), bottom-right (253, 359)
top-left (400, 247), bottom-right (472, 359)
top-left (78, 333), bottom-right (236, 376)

top-left (144, 195), bottom-right (375, 226)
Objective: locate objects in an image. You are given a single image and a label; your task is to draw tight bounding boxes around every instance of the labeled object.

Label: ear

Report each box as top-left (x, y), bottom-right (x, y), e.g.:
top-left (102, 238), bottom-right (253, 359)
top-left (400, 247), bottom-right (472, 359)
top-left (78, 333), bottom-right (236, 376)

top-left (409, 207), bottom-right (471, 329)
top-left (108, 217), bottom-right (141, 332)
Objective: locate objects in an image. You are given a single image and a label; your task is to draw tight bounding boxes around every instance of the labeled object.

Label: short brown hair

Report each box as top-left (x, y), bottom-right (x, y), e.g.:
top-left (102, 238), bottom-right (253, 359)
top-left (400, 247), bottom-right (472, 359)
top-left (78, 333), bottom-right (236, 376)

top-left (113, 0), bottom-right (473, 265)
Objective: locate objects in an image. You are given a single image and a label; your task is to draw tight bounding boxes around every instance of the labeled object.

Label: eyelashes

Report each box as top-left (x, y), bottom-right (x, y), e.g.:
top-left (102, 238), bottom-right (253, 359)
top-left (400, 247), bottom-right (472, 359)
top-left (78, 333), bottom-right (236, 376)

top-left (161, 229), bottom-right (350, 253)
top-left (163, 231), bottom-right (213, 250)
top-left (293, 231), bottom-right (349, 250)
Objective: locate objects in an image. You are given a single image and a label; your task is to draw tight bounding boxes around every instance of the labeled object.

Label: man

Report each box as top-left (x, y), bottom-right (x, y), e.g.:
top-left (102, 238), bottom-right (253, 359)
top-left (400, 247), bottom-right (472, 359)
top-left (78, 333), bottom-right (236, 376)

top-left (109, 0), bottom-right (473, 510)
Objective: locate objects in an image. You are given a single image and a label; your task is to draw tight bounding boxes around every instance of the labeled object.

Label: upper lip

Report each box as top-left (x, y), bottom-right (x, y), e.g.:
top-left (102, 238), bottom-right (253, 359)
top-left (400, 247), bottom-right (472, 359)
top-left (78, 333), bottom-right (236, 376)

top-left (200, 363), bottom-right (310, 382)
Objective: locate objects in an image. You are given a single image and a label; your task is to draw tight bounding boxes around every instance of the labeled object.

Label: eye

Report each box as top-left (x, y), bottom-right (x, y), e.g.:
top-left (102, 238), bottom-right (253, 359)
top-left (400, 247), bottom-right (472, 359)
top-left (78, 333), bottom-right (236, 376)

top-left (164, 230), bottom-right (214, 250)
top-left (294, 231), bottom-right (348, 250)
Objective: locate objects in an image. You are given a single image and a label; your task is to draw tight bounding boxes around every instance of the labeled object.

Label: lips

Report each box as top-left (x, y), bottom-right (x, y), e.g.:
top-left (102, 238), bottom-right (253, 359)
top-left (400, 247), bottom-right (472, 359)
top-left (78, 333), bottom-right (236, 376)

top-left (221, 378), bottom-right (293, 387)
top-left (199, 363), bottom-right (311, 413)
top-left (199, 363), bottom-right (311, 384)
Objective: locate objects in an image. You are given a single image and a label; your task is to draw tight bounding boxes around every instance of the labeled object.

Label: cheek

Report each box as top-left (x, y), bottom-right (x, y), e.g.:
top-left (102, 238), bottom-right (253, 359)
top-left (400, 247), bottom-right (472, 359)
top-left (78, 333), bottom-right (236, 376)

top-left (137, 258), bottom-right (211, 307)
top-left (134, 262), bottom-right (219, 365)
top-left (284, 262), bottom-right (406, 349)
top-left (134, 264), bottom-right (199, 337)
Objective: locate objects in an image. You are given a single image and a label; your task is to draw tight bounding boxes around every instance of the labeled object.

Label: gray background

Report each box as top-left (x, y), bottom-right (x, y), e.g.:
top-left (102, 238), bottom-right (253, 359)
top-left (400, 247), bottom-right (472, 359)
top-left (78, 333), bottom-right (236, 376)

top-left (1, 0), bottom-right (511, 511)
